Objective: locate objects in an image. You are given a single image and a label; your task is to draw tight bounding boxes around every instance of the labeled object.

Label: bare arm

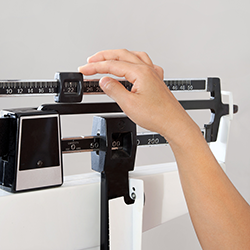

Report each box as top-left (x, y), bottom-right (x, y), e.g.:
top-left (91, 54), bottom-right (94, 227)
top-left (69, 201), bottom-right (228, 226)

top-left (78, 49), bottom-right (250, 250)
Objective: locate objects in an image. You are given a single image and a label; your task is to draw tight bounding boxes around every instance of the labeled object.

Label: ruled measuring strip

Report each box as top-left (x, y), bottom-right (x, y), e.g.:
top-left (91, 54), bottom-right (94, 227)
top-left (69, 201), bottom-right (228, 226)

top-left (0, 78), bottom-right (207, 96)
top-left (61, 133), bottom-right (168, 154)
top-left (61, 129), bottom-right (205, 154)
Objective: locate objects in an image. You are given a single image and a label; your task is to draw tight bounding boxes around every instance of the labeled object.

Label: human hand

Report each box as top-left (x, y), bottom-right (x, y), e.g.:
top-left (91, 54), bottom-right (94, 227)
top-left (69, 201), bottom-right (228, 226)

top-left (78, 49), bottom-right (199, 145)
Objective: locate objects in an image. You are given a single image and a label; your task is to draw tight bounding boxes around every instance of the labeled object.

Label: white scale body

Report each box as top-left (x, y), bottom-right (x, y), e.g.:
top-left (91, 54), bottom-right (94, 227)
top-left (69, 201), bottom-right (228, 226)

top-left (0, 90), bottom-right (234, 250)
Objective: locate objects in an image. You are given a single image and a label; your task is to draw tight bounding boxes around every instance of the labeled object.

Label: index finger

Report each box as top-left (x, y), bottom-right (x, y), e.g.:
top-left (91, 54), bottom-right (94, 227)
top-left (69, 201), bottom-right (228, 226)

top-left (78, 60), bottom-right (139, 84)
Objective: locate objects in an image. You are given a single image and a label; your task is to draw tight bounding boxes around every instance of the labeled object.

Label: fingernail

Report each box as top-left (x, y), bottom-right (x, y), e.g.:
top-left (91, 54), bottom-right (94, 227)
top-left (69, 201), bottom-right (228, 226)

top-left (99, 77), bottom-right (111, 88)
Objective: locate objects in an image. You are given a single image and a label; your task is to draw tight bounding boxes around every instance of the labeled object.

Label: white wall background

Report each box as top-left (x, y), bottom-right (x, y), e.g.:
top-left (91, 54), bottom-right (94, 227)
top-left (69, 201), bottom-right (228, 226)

top-left (0, 1), bottom-right (249, 249)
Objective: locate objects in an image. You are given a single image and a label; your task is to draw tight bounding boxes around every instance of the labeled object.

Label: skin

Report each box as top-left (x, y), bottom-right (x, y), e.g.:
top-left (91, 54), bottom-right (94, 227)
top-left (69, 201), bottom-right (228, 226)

top-left (78, 49), bottom-right (250, 250)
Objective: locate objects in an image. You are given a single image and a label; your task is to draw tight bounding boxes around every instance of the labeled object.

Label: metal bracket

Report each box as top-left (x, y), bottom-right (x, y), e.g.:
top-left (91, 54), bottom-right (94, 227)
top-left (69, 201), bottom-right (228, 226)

top-left (91, 115), bottom-right (137, 250)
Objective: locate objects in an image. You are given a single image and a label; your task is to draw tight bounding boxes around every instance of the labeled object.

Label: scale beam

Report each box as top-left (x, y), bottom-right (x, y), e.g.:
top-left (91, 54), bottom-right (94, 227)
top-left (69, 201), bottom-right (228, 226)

top-left (0, 72), bottom-right (207, 102)
top-left (61, 133), bottom-right (168, 154)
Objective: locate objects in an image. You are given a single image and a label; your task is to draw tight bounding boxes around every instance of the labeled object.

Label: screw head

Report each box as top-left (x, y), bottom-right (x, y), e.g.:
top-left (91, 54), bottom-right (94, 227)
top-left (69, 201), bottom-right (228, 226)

top-left (37, 160), bottom-right (44, 167)
top-left (118, 120), bottom-right (125, 130)
top-left (131, 192), bottom-right (136, 200)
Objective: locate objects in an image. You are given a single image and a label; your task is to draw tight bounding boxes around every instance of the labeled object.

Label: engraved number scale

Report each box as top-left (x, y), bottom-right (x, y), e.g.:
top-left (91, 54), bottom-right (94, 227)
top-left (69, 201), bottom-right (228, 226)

top-left (0, 73), bottom-right (207, 98)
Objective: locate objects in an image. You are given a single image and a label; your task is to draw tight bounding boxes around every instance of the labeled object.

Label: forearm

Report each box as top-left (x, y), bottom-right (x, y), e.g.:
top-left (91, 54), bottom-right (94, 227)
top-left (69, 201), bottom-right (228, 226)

top-left (168, 123), bottom-right (250, 250)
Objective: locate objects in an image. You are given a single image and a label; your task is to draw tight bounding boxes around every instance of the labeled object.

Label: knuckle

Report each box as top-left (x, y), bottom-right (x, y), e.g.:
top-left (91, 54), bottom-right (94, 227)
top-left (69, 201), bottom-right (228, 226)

top-left (133, 64), bottom-right (154, 78)
top-left (120, 48), bottom-right (129, 54)
top-left (140, 64), bottom-right (154, 74)
top-left (139, 51), bottom-right (149, 58)
top-left (159, 66), bottom-right (164, 75)
top-left (154, 65), bottom-right (164, 78)
top-left (136, 51), bottom-right (153, 65)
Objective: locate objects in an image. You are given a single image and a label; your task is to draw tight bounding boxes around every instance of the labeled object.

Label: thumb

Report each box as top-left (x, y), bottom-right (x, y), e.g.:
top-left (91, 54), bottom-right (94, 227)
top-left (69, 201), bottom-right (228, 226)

top-left (99, 76), bottom-right (131, 106)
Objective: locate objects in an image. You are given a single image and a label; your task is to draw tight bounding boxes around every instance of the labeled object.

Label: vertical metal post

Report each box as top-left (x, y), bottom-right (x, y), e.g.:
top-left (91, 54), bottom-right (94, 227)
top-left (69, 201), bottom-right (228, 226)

top-left (101, 172), bottom-right (110, 250)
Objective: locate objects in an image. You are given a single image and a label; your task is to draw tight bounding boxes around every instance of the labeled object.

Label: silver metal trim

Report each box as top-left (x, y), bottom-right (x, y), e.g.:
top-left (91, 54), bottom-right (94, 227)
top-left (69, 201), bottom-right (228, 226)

top-left (63, 149), bottom-right (98, 154)
top-left (16, 114), bottom-right (62, 191)
top-left (0, 93), bottom-right (55, 97)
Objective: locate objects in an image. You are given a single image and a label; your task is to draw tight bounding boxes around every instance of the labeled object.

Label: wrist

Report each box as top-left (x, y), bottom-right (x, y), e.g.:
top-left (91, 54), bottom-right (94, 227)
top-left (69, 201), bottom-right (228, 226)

top-left (161, 116), bottom-right (203, 151)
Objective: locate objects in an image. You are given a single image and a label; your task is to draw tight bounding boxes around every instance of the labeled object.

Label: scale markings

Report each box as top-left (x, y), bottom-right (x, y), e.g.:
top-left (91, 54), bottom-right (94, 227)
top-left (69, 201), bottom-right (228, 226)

top-left (0, 78), bottom-right (206, 96)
